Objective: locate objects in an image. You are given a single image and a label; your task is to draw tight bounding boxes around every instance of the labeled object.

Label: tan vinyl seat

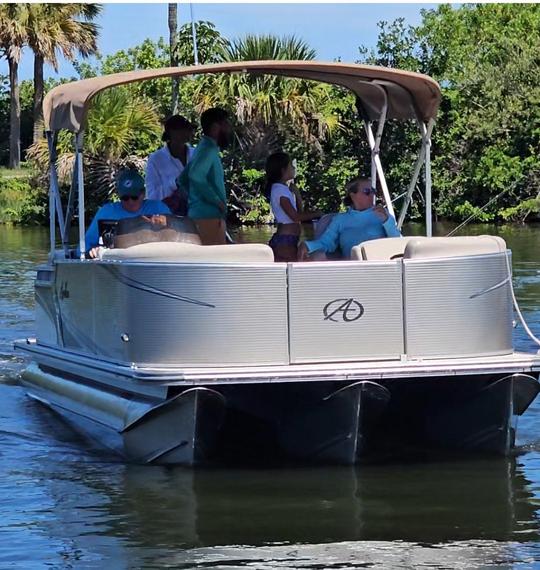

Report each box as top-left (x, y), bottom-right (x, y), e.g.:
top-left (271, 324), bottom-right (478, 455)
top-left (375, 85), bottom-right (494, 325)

top-left (403, 235), bottom-right (507, 259)
top-left (351, 237), bottom-right (426, 261)
top-left (101, 242), bottom-right (275, 263)
top-left (351, 235), bottom-right (507, 261)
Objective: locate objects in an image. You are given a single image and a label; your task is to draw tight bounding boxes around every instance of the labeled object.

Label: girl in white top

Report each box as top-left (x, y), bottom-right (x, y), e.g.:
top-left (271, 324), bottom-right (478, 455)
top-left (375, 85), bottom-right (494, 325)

top-left (265, 152), bottom-right (321, 262)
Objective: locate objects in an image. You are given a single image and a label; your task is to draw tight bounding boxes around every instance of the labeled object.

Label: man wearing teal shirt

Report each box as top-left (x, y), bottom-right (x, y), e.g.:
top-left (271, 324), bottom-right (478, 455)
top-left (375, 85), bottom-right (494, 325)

top-left (178, 108), bottom-right (232, 245)
top-left (298, 178), bottom-right (401, 260)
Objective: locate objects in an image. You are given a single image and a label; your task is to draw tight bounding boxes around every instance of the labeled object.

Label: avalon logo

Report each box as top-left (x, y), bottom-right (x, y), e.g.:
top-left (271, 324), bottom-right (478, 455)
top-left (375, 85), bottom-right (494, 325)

top-left (323, 298), bottom-right (364, 322)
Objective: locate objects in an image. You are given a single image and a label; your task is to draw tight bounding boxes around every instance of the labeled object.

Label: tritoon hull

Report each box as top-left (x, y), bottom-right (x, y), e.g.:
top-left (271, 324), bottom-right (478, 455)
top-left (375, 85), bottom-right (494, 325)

top-left (18, 355), bottom-right (540, 466)
top-left (16, 236), bottom-right (540, 466)
top-left (21, 364), bottom-right (226, 465)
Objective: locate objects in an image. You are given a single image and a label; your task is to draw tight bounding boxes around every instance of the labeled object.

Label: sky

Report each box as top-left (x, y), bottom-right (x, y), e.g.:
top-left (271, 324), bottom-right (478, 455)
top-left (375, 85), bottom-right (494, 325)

top-left (2, 3), bottom-right (436, 82)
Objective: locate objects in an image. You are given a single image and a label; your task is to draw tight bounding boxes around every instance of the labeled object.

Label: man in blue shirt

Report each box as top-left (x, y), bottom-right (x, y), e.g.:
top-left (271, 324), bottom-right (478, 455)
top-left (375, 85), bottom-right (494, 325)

top-left (85, 169), bottom-right (171, 258)
top-left (178, 107), bottom-right (233, 245)
top-left (298, 178), bottom-right (401, 260)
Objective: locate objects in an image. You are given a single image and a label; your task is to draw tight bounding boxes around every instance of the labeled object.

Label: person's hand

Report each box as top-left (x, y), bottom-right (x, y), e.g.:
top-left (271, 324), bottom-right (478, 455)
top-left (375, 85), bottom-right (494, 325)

top-left (163, 191), bottom-right (180, 211)
top-left (217, 201), bottom-right (226, 214)
top-left (297, 242), bottom-right (309, 261)
top-left (374, 205), bottom-right (389, 222)
top-left (312, 210), bottom-right (323, 220)
top-left (88, 246), bottom-right (103, 259)
top-left (142, 214), bottom-right (168, 226)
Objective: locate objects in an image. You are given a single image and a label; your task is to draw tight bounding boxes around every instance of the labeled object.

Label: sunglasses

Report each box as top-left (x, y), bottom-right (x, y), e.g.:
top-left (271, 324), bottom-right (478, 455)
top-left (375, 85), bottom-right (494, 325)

top-left (352, 187), bottom-right (377, 196)
top-left (120, 194), bottom-right (143, 202)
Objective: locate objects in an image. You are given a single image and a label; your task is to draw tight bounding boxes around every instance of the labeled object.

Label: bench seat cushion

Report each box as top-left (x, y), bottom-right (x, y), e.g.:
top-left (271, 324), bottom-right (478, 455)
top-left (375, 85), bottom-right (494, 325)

top-left (101, 242), bottom-right (275, 263)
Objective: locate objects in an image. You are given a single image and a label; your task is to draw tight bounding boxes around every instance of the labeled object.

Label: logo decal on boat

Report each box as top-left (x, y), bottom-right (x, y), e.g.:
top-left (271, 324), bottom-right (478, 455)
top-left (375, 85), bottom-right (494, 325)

top-left (323, 298), bottom-right (364, 322)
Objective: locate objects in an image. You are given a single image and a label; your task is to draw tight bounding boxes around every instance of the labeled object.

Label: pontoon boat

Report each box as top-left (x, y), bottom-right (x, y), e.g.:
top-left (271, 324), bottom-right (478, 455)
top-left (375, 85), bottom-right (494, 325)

top-left (15, 62), bottom-right (540, 465)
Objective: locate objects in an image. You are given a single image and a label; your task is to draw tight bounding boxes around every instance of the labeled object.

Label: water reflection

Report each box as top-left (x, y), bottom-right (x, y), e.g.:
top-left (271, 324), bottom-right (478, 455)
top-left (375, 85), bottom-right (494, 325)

top-left (32, 456), bottom-right (537, 552)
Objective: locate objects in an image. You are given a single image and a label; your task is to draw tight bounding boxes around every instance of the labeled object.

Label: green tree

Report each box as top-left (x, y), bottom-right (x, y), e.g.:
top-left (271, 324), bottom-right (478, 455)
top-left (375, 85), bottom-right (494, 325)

top-left (26, 3), bottom-right (101, 143)
top-left (0, 3), bottom-right (29, 168)
top-left (27, 87), bottom-right (161, 212)
top-left (175, 21), bottom-right (228, 66)
top-left (359, 4), bottom-right (540, 221)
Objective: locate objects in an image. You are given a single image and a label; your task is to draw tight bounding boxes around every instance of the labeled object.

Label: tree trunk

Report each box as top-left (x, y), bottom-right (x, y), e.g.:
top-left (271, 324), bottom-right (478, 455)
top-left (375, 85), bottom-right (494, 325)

top-left (168, 2), bottom-right (179, 114)
top-left (8, 56), bottom-right (21, 169)
top-left (33, 53), bottom-right (45, 143)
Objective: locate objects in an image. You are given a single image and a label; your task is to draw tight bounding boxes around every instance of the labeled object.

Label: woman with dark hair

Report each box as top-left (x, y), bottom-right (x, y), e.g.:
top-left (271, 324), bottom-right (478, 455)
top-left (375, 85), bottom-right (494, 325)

top-left (297, 177), bottom-right (401, 261)
top-left (266, 151), bottom-right (321, 262)
top-left (145, 115), bottom-right (195, 214)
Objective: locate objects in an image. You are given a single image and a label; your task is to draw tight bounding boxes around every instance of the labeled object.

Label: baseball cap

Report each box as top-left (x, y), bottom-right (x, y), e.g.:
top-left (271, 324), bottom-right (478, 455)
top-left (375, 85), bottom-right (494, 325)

top-left (117, 170), bottom-right (145, 197)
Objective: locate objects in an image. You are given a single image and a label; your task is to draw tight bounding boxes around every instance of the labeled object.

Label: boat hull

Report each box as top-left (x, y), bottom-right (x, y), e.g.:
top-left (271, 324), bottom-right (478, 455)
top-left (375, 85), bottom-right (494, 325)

top-left (19, 360), bottom-right (539, 466)
top-left (21, 364), bottom-right (226, 466)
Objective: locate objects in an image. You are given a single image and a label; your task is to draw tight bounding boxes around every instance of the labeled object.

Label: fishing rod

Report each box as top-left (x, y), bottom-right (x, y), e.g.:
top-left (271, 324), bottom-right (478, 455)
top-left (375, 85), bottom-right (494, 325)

top-left (445, 183), bottom-right (516, 237)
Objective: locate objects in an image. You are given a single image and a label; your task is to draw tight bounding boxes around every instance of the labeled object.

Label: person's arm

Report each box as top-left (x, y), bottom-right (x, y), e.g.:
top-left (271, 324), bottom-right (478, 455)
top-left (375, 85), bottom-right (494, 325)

top-left (84, 207), bottom-right (105, 251)
top-left (303, 215), bottom-right (342, 255)
top-left (374, 205), bottom-right (401, 237)
top-left (290, 183), bottom-right (304, 213)
top-left (145, 155), bottom-right (166, 201)
top-left (279, 196), bottom-right (321, 222)
top-left (189, 150), bottom-right (225, 210)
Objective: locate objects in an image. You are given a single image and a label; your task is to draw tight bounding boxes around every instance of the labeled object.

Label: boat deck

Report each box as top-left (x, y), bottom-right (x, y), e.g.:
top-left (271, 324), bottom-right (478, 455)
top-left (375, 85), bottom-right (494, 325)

top-left (15, 339), bottom-right (540, 386)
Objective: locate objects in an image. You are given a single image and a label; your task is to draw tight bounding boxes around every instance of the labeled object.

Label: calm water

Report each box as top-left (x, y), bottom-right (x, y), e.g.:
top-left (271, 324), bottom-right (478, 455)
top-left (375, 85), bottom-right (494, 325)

top-left (1, 224), bottom-right (540, 569)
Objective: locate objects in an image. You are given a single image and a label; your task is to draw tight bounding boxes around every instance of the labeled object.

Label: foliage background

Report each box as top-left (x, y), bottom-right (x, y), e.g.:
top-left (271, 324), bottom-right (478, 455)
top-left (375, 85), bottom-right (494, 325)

top-left (2, 4), bottom-right (540, 225)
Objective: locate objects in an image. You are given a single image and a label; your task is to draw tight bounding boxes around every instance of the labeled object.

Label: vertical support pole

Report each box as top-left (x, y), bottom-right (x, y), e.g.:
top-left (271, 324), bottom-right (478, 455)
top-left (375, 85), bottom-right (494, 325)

top-left (63, 151), bottom-right (78, 252)
top-left (76, 132), bottom-right (86, 259)
top-left (422, 120), bottom-right (434, 237)
top-left (368, 122), bottom-right (377, 189)
top-left (46, 131), bottom-right (57, 260)
top-left (190, 3), bottom-right (199, 66)
top-left (398, 120), bottom-right (434, 232)
top-left (397, 144), bottom-right (425, 229)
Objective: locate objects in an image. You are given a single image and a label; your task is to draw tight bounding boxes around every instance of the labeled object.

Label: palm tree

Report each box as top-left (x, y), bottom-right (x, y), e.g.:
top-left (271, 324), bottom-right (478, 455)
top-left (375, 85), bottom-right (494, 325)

top-left (27, 4), bottom-right (102, 142)
top-left (168, 3), bottom-right (178, 113)
top-left (0, 4), bottom-right (29, 168)
top-left (193, 34), bottom-right (338, 160)
top-left (27, 87), bottom-right (161, 207)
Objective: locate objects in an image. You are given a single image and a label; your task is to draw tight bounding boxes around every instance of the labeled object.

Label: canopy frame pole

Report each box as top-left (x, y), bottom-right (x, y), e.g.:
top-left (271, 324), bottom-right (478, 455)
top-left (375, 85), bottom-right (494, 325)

top-left (363, 120), bottom-right (394, 218)
top-left (397, 144), bottom-right (424, 229)
top-left (361, 83), bottom-right (394, 217)
top-left (397, 119), bottom-right (434, 230)
top-left (422, 119), bottom-right (434, 237)
top-left (46, 131), bottom-right (58, 260)
top-left (63, 148), bottom-right (79, 254)
top-left (75, 132), bottom-right (86, 259)
top-left (370, 101), bottom-right (387, 191)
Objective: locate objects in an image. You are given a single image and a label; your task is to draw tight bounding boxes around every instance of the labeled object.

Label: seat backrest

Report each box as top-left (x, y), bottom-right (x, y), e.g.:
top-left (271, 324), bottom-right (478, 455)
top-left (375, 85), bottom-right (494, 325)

top-left (113, 215), bottom-right (201, 249)
top-left (403, 235), bottom-right (506, 260)
top-left (101, 241), bottom-right (275, 263)
top-left (351, 236), bottom-right (426, 261)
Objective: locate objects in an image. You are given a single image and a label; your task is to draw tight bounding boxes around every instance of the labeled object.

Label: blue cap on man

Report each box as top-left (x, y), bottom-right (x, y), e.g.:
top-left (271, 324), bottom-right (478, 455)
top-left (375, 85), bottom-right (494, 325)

top-left (117, 170), bottom-right (145, 197)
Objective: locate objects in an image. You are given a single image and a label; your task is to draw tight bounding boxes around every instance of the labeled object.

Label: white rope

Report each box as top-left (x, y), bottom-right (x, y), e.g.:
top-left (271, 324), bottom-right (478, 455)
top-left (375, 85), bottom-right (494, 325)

top-left (506, 251), bottom-right (540, 348)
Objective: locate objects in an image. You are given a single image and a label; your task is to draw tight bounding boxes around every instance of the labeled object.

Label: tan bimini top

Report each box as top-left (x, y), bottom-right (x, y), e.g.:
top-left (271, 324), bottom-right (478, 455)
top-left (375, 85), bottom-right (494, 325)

top-left (43, 61), bottom-right (442, 133)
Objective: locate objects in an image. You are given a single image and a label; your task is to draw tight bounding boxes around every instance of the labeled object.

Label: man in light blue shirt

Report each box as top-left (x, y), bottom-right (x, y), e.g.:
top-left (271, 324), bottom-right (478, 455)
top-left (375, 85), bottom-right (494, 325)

top-left (85, 169), bottom-right (170, 258)
top-left (298, 178), bottom-right (401, 260)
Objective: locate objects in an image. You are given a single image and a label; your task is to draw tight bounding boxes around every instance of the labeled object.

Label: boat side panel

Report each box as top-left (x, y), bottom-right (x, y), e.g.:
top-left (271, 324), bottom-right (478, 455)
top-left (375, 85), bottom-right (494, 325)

top-left (94, 262), bottom-right (290, 366)
top-left (287, 261), bottom-right (404, 363)
top-left (35, 265), bottom-right (59, 345)
top-left (55, 262), bottom-right (97, 353)
top-left (404, 253), bottom-right (513, 358)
